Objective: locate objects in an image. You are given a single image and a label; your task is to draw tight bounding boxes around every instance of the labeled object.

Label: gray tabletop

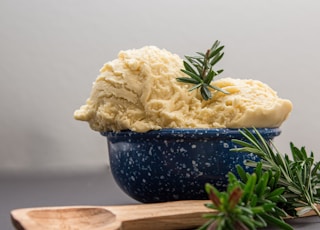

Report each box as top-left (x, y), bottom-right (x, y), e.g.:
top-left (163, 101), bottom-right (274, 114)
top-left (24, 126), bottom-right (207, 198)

top-left (1, 168), bottom-right (320, 229)
top-left (1, 167), bottom-right (138, 229)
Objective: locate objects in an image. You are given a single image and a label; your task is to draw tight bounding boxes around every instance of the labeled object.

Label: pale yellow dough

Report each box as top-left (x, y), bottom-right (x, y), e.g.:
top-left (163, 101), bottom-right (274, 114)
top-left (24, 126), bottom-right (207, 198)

top-left (74, 46), bottom-right (292, 132)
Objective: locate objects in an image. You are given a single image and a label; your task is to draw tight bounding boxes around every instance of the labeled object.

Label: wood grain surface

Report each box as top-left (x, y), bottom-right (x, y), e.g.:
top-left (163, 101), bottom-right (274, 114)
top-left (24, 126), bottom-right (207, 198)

top-left (11, 200), bottom-right (215, 230)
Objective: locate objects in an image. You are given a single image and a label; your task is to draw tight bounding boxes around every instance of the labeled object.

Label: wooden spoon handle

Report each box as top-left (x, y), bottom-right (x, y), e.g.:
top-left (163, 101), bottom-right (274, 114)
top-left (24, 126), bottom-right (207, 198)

top-left (109, 200), bottom-right (214, 230)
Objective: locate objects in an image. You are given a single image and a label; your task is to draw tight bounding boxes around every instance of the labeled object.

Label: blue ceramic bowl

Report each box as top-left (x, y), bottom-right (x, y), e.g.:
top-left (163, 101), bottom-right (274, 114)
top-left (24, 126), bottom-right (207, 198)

top-left (101, 128), bottom-right (281, 203)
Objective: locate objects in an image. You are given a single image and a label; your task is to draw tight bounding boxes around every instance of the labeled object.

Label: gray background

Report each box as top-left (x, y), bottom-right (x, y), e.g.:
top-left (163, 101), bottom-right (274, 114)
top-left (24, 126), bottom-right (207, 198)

top-left (2, 1), bottom-right (320, 229)
top-left (1, 0), bottom-right (320, 174)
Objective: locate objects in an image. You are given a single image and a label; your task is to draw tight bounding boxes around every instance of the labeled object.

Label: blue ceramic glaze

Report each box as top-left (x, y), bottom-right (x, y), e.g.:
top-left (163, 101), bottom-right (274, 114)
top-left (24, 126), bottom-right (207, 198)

top-left (101, 128), bottom-right (281, 203)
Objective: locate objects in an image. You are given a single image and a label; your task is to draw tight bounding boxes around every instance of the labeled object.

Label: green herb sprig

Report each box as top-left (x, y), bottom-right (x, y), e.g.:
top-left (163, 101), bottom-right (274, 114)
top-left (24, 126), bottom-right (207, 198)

top-left (199, 162), bottom-right (292, 230)
top-left (177, 41), bottom-right (229, 100)
top-left (232, 128), bottom-right (320, 217)
top-left (199, 128), bottom-right (320, 229)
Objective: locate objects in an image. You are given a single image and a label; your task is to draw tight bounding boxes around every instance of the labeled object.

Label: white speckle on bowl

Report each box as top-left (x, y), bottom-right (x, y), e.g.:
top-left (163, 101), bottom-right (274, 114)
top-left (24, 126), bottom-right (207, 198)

top-left (148, 147), bottom-right (153, 155)
top-left (179, 147), bottom-right (187, 153)
top-left (173, 194), bottom-right (179, 199)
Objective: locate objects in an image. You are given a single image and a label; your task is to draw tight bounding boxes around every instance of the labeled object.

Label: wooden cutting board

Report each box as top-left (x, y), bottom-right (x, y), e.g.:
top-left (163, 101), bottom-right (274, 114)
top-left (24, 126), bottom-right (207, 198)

top-left (11, 200), bottom-right (216, 230)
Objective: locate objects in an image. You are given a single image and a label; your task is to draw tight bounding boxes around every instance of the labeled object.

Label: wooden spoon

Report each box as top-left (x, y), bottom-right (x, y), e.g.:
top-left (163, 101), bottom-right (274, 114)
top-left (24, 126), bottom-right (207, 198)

top-left (11, 200), bottom-right (216, 230)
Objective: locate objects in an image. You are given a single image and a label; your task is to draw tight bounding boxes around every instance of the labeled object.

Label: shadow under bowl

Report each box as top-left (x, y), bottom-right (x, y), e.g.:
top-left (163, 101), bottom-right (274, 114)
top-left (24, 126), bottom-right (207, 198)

top-left (101, 128), bottom-right (281, 203)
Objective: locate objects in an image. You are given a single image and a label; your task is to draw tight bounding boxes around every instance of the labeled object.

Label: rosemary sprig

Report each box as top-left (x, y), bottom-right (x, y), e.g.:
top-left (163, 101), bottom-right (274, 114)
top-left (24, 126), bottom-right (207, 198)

top-left (177, 41), bottom-right (229, 100)
top-left (199, 162), bottom-right (292, 230)
top-left (232, 128), bottom-right (320, 217)
top-left (199, 128), bottom-right (320, 229)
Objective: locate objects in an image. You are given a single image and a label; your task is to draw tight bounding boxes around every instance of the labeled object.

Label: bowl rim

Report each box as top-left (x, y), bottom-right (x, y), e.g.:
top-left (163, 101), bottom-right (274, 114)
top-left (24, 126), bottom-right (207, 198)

top-left (101, 127), bottom-right (281, 140)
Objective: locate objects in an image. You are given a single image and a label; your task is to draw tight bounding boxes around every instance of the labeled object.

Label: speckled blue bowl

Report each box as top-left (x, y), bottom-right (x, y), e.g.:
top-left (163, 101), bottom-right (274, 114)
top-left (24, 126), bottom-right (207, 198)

top-left (101, 128), bottom-right (281, 203)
